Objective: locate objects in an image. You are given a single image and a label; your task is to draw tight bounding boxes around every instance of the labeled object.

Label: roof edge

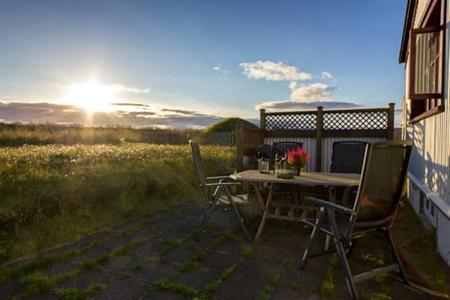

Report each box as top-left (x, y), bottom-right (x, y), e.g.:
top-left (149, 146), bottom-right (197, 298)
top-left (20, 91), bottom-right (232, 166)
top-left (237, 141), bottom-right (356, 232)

top-left (399, 0), bottom-right (416, 64)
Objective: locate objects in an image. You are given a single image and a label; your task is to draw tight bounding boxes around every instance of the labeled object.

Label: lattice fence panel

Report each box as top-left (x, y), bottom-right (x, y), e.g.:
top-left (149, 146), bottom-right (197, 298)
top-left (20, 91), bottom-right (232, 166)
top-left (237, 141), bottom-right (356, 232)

top-left (265, 113), bottom-right (317, 130)
top-left (323, 111), bottom-right (388, 130)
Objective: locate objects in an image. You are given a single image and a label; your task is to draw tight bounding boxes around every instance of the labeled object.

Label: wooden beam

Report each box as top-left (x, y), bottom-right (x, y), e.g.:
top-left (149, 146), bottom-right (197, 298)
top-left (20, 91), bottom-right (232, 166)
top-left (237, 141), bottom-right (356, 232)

top-left (321, 107), bottom-right (389, 114)
top-left (265, 107), bottom-right (389, 116)
top-left (353, 265), bottom-right (399, 283)
top-left (235, 124), bottom-right (244, 171)
top-left (387, 103), bottom-right (395, 140)
top-left (316, 106), bottom-right (323, 172)
top-left (265, 110), bottom-right (318, 116)
top-left (260, 109), bottom-right (266, 130)
top-left (409, 104), bottom-right (445, 124)
top-left (410, 93), bottom-right (443, 100)
top-left (322, 129), bottom-right (390, 138)
top-left (265, 129), bottom-right (389, 139)
top-left (418, 0), bottom-right (440, 28)
top-left (265, 130), bottom-right (316, 138)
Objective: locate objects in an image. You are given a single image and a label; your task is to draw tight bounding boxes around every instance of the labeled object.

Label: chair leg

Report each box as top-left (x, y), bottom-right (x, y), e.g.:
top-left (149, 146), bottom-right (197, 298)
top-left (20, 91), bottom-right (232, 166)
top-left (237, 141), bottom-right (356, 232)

top-left (328, 210), bottom-right (358, 300)
top-left (195, 187), bottom-right (221, 241)
top-left (299, 207), bottom-right (325, 270)
top-left (346, 240), bottom-right (357, 258)
top-left (386, 229), bottom-right (408, 284)
top-left (223, 186), bottom-right (251, 241)
top-left (195, 201), bottom-right (215, 241)
top-left (335, 238), bottom-right (358, 300)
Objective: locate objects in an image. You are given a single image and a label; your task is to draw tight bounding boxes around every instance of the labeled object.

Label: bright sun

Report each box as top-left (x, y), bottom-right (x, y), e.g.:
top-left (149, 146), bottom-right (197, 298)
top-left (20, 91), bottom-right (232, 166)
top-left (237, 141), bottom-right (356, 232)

top-left (61, 81), bottom-right (118, 113)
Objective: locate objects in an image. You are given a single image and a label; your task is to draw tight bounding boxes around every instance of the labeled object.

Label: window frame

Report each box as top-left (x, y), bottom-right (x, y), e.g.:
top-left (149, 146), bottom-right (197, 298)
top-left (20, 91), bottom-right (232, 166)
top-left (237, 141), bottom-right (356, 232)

top-left (408, 0), bottom-right (446, 124)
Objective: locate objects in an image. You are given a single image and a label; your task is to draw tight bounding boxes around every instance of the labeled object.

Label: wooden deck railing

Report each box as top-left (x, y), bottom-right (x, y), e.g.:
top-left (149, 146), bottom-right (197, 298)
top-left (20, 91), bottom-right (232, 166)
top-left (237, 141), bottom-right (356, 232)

top-left (236, 103), bottom-right (395, 171)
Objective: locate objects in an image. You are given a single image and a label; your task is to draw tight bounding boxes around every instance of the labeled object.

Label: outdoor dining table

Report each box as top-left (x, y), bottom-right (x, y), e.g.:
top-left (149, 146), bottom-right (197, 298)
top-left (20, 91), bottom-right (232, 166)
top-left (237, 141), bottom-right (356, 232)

top-left (229, 170), bottom-right (360, 242)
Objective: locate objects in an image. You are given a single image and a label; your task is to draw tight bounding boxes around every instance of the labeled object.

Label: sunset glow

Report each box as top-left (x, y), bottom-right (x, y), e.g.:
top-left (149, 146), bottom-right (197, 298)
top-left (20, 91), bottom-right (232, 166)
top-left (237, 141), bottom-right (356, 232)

top-left (60, 81), bottom-right (119, 113)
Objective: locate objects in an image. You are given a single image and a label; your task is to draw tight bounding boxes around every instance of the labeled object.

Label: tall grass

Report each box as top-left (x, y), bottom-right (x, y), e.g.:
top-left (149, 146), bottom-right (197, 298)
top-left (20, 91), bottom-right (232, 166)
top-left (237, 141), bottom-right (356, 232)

top-left (0, 123), bottom-right (194, 146)
top-left (0, 144), bottom-right (235, 262)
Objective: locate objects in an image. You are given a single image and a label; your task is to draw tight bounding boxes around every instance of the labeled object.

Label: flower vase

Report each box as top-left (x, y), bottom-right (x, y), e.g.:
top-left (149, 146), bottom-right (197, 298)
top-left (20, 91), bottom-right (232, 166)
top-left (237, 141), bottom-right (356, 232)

top-left (293, 168), bottom-right (301, 176)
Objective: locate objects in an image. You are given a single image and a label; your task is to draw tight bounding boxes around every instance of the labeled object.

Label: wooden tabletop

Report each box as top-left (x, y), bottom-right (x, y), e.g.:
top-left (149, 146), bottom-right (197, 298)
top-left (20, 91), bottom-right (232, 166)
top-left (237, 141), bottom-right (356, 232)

top-left (230, 170), bottom-right (360, 187)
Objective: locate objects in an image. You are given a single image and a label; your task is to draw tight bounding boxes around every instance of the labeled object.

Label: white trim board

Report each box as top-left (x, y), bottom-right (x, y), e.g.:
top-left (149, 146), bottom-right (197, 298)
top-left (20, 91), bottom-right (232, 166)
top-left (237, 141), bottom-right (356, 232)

top-left (408, 172), bottom-right (450, 220)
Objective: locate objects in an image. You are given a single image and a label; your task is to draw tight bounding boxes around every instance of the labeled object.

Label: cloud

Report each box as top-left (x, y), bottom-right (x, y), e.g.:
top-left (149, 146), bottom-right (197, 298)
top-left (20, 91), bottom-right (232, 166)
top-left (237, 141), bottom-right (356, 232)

top-left (255, 81), bottom-right (358, 110)
top-left (161, 108), bottom-right (199, 115)
top-left (240, 60), bottom-right (312, 81)
top-left (111, 102), bottom-right (148, 107)
top-left (289, 82), bottom-right (337, 102)
top-left (0, 101), bottom-right (227, 129)
top-left (240, 61), bottom-right (350, 110)
top-left (256, 100), bottom-right (360, 110)
top-left (252, 78), bottom-right (362, 110)
top-left (321, 72), bottom-right (334, 80)
top-left (66, 82), bottom-right (150, 95)
top-left (114, 84), bottom-right (150, 94)
top-left (213, 66), bottom-right (231, 76)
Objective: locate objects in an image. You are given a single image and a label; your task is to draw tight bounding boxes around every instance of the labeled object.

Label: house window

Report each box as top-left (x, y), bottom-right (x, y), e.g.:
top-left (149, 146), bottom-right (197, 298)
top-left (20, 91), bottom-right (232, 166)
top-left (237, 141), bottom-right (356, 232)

top-left (409, 0), bottom-right (445, 122)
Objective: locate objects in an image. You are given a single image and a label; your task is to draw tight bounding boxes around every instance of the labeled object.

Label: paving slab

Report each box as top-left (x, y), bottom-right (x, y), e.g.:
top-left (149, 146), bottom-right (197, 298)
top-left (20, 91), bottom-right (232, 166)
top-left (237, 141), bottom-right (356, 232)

top-left (0, 201), bottom-right (443, 300)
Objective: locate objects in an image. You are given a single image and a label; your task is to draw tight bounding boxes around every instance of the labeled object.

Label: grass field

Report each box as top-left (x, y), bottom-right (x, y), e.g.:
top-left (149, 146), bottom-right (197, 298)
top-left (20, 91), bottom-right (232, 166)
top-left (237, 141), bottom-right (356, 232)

top-left (0, 144), bottom-right (235, 263)
top-left (0, 123), bottom-right (193, 146)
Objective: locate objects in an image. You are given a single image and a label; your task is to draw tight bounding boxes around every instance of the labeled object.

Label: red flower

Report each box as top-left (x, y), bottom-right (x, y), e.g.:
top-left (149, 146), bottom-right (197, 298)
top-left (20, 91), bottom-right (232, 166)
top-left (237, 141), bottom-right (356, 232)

top-left (287, 147), bottom-right (309, 168)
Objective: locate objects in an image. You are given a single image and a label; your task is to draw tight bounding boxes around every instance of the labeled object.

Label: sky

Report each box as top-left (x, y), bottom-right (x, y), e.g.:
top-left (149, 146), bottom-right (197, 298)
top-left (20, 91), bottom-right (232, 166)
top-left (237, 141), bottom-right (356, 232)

top-left (0, 0), bottom-right (407, 128)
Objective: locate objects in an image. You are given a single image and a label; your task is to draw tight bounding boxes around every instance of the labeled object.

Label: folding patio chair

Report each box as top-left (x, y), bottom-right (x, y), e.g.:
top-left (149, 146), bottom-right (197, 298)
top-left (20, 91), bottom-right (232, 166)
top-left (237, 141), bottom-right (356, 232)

top-left (330, 141), bottom-right (368, 174)
top-left (300, 141), bottom-right (412, 299)
top-left (190, 140), bottom-right (251, 240)
top-left (256, 144), bottom-right (273, 160)
top-left (330, 141), bottom-right (368, 204)
top-left (272, 141), bottom-right (303, 159)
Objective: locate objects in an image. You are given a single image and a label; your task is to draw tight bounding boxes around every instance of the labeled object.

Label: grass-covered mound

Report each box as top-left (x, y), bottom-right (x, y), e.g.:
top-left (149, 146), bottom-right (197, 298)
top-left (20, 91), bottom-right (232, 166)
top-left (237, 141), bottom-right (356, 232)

top-left (0, 144), bottom-right (235, 262)
top-left (204, 118), bottom-right (257, 133)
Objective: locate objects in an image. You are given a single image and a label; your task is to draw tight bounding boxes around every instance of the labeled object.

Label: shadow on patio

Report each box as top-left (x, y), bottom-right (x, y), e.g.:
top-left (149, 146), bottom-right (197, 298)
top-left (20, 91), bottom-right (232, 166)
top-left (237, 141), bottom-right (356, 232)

top-left (0, 200), bottom-right (448, 300)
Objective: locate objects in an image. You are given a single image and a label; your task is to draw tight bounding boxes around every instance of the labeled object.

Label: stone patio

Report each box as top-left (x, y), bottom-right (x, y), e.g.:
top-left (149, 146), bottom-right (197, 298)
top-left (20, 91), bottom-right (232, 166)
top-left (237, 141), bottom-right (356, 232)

top-left (0, 202), bottom-right (443, 299)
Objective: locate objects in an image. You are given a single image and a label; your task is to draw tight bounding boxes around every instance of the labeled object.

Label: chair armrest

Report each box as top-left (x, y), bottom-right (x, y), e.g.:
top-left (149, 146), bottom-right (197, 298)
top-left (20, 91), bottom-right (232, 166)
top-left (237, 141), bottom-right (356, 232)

top-left (206, 176), bottom-right (232, 181)
top-left (203, 182), bottom-right (242, 187)
top-left (304, 197), bottom-right (354, 214)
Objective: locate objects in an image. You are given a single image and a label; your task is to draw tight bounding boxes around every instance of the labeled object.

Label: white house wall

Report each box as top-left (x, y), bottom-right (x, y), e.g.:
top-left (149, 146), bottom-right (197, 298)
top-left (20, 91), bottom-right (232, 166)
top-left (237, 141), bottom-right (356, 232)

top-left (321, 137), bottom-right (385, 172)
top-left (264, 136), bottom-right (385, 172)
top-left (404, 0), bottom-right (450, 265)
top-left (264, 137), bottom-right (316, 172)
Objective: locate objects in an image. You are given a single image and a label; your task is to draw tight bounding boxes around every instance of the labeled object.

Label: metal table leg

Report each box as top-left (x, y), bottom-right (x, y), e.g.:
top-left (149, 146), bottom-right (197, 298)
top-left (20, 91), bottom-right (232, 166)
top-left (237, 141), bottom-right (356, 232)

top-left (324, 187), bottom-right (336, 250)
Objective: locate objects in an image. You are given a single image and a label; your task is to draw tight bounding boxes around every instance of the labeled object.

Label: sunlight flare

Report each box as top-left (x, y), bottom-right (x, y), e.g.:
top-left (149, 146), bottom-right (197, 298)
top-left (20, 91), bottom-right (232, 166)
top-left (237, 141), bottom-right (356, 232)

top-left (60, 81), bottom-right (120, 113)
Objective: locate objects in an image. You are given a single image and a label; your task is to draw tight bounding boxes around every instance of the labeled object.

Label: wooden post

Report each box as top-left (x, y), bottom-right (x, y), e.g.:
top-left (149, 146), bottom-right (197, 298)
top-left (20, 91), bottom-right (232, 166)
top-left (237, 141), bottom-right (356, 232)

top-left (260, 109), bottom-right (266, 130)
top-left (387, 103), bottom-right (395, 140)
top-left (316, 106), bottom-right (324, 172)
top-left (235, 124), bottom-right (244, 171)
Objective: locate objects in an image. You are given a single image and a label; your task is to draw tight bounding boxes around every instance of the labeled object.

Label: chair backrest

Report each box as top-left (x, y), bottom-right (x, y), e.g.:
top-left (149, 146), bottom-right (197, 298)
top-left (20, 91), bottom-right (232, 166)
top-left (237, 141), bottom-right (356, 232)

top-left (349, 141), bottom-right (412, 232)
top-left (272, 141), bottom-right (303, 159)
top-left (256, 144), bottom-right (273, 160)
top-left (330, 141), bottom-right (367, 174)
top-left (189, 140), bottom-right (207, 188)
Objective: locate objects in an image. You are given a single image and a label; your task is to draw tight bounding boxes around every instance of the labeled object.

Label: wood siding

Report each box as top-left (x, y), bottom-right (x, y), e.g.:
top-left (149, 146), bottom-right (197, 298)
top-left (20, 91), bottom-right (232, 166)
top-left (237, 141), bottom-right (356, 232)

top-left (264, 137), bottom-right (317, 172)
top-left (405, 0), bottom-right (450, 207)
top-left (264, 136), bottom-right (385, 172)
top-left (402, 0), bottom-right (450, 264)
